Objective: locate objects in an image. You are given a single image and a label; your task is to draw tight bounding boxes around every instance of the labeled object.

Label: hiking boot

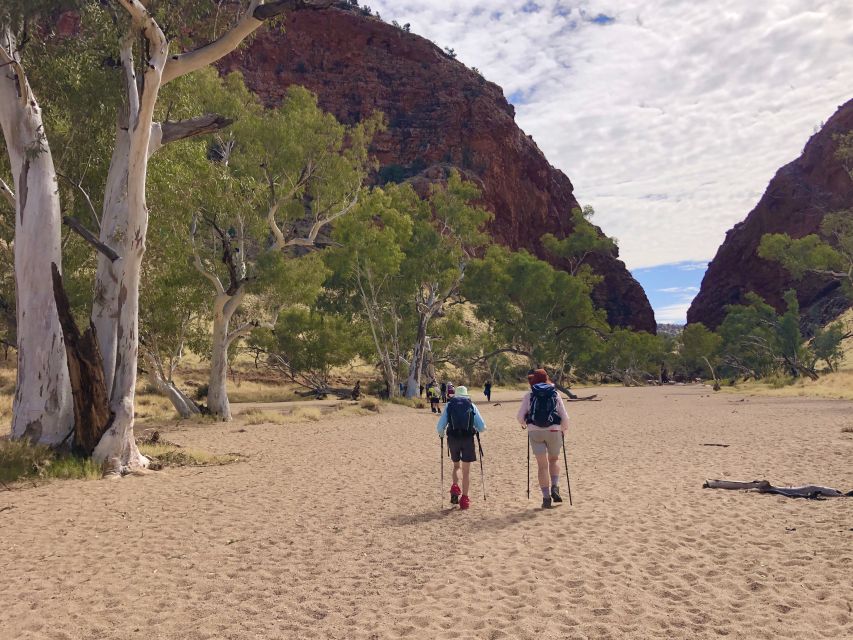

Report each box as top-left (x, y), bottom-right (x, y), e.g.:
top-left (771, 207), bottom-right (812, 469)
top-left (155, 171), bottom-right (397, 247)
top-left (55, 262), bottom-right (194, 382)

top-left (541, 496), bottom-right (553, 509)
top-left (551, 486), bottom-right (563, 503)
top-left (459, 495), bottom-right (471, 510)
top-left (450, 484), bottom-right (461, 505)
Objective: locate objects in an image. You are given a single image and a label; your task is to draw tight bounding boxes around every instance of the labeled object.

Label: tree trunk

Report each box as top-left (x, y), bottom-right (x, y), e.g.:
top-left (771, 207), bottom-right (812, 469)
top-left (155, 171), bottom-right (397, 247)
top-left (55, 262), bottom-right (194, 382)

top-left (92, 15), bottom-right (169, 472)
top-left (91, 125), bottom-right (130, 400)
top-left (51, 264), bottom-right (112, 456)
top-left (405, 312), bottom-right (430, 398)
top-left (143, 351), bottom-right (200, 419)
top-left (0, 61), bottom-right (73, 444)
top-left (207, 291), bottom-right (241, 420)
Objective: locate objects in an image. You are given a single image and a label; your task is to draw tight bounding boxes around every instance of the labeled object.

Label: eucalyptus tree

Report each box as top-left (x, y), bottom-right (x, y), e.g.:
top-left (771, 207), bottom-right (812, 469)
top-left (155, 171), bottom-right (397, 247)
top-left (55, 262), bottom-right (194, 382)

top-left (325, 185), bottom-right (417, 396)
top-left (400, 171), bottom-right (492, 397)
top-left (190, 85), bottom-right (380, 420)
top-left (0, 1), bottom-right (334, 469)
top-left (250, 306), bottom-right (368, 396)
top-left (717, 291), bottom-right (816, 380)
top-left (462, 245), bottom-right (608, 388)
top-left (541, 205), bottom-right (617, 278)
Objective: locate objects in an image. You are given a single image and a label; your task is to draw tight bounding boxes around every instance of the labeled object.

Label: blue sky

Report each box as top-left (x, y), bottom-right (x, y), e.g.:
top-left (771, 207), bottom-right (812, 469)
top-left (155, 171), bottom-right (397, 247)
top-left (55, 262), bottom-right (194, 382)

top-left (630, 262), bottom-right (707, 324)
top-left (368, 1), bottom-right (853, 323)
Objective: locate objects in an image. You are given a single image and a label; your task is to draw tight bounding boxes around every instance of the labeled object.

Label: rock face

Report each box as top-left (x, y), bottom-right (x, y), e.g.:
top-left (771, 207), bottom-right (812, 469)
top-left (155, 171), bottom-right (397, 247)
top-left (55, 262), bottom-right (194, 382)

top-left (688, 100), bottom-right (853, 330)
top-left (219, 6), bottom-right (656, 332)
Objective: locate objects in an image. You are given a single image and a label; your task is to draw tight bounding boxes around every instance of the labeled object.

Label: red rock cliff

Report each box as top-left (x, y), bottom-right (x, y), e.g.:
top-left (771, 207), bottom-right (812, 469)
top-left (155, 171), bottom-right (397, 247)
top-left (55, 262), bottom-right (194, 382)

top-left (687, 99), bottom-right (853, 330)
top-left (219, 6), bottom-right (656, 332)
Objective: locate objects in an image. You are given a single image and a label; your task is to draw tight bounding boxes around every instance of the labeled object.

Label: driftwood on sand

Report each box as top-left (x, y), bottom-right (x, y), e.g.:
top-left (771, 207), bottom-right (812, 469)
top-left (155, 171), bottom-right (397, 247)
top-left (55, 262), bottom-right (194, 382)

top-left (704, 479), bottom-right (853, 499)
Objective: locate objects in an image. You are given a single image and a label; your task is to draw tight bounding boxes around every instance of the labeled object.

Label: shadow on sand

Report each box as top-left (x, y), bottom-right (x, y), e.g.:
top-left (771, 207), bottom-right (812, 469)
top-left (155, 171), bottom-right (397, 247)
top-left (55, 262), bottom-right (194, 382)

top-left (386, 503), bottom-right (552, 531)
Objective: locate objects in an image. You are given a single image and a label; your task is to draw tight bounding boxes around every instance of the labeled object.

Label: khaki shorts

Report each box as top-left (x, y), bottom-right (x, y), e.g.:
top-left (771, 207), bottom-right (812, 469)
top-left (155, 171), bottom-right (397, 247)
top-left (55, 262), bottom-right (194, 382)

top-left (528, 428), bottom-right (562, 456)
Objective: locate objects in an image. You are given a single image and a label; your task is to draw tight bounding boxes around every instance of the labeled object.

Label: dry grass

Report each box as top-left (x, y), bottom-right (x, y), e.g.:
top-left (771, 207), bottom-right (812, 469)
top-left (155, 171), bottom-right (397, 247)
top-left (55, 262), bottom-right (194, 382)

top-left (725, 370), bottom-right (853, 401)
top-left (359, 397), bottom-right (381, 412)
top-left (238, 406), bottom-right (325, 426)
top-left (388, 396), bottom-right (428, 409)
top-left (0, 439), bottom-right (102, 484)
top-left (226, 380), bottom-right (300, 404)
top-left (138, 443), bottom-right (242, 468)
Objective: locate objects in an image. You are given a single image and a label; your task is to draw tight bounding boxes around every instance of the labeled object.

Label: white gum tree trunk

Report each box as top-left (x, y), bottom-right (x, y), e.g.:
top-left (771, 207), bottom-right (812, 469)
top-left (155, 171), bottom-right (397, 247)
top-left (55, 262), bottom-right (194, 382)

top-left (206, 290), bottom-right (245, 421)
top-left (94, 0), bottom-right (320, 465)
top-left (143, 350), bottom-right (200, 418)
top-left (0, 34), bottom-right (73, 444)
top-left (91, 126), bottom-right (131, 399)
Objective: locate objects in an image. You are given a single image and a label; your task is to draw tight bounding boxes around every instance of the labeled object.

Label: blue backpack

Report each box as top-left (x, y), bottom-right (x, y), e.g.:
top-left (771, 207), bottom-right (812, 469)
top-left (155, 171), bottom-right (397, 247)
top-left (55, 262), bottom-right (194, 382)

top-left (527, 384), bottom-right (560, 427)
top-left (446, 397), bottom-right (475, 437)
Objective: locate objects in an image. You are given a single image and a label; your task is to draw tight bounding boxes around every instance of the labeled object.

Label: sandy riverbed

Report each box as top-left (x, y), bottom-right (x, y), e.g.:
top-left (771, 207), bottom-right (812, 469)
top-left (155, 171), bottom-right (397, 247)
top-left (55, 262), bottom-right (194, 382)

top-left (1, 386), bottom-right (851, 640)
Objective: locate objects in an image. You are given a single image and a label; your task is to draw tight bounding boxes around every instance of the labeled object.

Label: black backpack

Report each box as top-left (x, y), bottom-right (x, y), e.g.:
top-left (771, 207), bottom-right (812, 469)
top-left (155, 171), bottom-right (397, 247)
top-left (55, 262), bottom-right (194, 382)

top-left (527, 385), bottom-right (560, 427)
top-left (445, 397), bottom-right (475, 437)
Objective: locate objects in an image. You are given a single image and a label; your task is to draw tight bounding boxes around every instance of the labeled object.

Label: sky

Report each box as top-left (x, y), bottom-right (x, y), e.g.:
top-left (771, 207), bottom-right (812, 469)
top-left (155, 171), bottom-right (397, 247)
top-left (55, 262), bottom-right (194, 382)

top-left (366, 0), bottom-right (853, 322)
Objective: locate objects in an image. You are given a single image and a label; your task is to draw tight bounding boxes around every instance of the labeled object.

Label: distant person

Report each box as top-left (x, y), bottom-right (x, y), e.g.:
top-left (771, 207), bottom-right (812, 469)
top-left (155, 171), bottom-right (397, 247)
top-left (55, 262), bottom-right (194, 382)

top-left (517, 369), bottom-right (570, 509)
top-left (440, 381), bottom-right (448, 403)
top-left (446, 383), bottom-right (455, 398)
top-left (427, 381), bottom-right (441, 413)
top-left (436, 386), bottom-right (486, 510)
top-left (483, 380), bottom-right (492, 402)
top-left (419, 384), bottom-right (424, 398)
top-left (351, 380), bottom-right (361, 401)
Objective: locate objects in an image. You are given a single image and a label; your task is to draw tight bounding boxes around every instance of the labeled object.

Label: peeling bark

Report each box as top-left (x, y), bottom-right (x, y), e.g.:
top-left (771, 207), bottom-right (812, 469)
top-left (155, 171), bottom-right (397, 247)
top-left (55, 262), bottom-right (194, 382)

top-left (0, 34), bottom-right (73, 444)
top-left (51, 264), bottom-right (112, 456)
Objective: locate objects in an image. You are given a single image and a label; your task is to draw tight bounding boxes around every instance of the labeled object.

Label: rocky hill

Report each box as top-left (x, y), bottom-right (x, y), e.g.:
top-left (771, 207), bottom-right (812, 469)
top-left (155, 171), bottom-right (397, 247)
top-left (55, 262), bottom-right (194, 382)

top-left (219, 5), bottom-right (656, 332)
top-left (687, 99), bottom-right (853, 330)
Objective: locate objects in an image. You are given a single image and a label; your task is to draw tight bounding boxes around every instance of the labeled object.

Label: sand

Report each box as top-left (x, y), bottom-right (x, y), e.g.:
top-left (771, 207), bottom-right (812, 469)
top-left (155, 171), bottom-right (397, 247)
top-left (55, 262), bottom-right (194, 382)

top-left (1, 386), bottom-right (851, 640)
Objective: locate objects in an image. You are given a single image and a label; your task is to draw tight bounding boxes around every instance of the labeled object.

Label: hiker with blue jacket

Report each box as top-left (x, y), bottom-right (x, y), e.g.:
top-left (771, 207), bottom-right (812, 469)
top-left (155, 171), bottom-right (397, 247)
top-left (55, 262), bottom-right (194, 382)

top-left (517, 369), bottom-right (570, 508)
top-left (436, 386), bottom-right (486, 510)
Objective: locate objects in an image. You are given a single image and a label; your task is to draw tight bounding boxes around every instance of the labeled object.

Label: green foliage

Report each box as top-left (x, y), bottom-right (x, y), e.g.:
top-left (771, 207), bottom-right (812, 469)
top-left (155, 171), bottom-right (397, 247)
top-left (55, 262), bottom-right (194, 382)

top-left (463, 244), bottom-right (608, 383)
top-left (810, 322), bottom-right (847, 371)
top-left (541, 206), bottom-right (616, 278)
top-left (588, 329), bottom-right (667, 385)
top-left (678, 322), bottom-right (722, 378)
top-left (251, 306), bottom-right (367, 392)
top-left (717, 291), bottom-right (814, 380)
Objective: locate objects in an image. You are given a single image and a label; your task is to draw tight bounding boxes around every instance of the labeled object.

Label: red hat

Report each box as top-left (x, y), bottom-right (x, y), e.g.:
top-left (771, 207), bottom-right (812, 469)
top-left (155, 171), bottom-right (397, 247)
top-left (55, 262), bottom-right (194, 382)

top-left (527, 369), bottom-right (548, 385)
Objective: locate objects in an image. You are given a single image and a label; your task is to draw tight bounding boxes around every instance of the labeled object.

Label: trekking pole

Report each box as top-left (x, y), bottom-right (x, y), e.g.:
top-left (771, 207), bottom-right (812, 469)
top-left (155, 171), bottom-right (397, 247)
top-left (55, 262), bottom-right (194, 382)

top-left (526, 433), bottom-right (530, 500)
top-left (561, 432), bottom-right (573, 506)
top-left (475, 432), bottom-right (487, 501)
top-left (440, 436), bottom-right (444, 508)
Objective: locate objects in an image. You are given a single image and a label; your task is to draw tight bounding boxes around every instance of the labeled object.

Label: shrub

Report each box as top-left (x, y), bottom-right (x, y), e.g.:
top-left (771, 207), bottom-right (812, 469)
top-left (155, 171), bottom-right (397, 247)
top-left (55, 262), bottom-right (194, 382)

top-left (359, 397), bottom-right (381, 412)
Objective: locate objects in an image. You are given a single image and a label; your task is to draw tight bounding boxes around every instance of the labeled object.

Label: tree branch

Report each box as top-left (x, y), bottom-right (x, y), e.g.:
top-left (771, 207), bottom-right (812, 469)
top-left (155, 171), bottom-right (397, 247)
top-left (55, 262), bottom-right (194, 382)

top-left (57, 173), bottom-right (100, 229)
top-left (0, 178), bottom-right (13, 209)
top-left (161, 0), bottom-right (336, 85)
top-left (156, 113), bottom-right (234, 147)
top-left (63, 216), bottom-right (120, 262)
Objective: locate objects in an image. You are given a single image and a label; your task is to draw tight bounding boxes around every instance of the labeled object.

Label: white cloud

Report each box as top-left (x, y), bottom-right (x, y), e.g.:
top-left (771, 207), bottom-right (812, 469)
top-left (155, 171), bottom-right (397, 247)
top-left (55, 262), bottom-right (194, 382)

top-left (368, 1), bottom-right (853, 269)
top-left (657, 286), bottom-right (699, 294)
top-left (655, 301), bottom-right (693, 324)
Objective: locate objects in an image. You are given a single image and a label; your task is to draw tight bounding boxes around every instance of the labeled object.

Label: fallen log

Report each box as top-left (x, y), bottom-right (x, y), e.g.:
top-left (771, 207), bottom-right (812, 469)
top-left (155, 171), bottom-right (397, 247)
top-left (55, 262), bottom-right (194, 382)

top-left (703, 479), bottom-right (853, 499)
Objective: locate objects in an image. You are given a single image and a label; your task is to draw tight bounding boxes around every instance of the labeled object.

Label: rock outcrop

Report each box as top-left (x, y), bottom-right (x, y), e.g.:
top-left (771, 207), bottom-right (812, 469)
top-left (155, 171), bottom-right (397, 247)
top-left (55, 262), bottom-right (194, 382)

top-left (219, 6), bottom-right (655, 332)
top-left (688, 100), bottom-right (853, 329)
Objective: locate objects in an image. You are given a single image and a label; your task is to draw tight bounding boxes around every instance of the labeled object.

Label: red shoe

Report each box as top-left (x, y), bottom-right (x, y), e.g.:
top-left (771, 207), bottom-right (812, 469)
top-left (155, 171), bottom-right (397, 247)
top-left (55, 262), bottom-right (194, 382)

top-left (459, 495), bottom-right (471, 510)
top-left (450, 484), bottom-right (461, 505)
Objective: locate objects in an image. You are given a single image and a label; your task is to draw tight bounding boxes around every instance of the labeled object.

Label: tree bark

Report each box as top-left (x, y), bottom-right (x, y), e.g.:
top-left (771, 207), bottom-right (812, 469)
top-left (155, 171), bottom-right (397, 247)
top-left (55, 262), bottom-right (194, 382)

top-left (703, 479), bottom-right (852, 498)
top-left (143, 351), bottom-right (200, 419)
top-left (405, 312), bottom-right (431, 398)
top-left (0, 39), bottom-right (73, 444)
top-left (51, 264), bottom-right (112, 456)
top-left (206, 289), bottom-right (245, 420)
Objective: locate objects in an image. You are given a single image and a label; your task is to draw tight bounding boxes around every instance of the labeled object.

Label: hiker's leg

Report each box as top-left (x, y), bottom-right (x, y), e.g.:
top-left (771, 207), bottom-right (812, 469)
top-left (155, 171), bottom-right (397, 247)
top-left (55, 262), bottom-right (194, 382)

top-left (535, 452), bottom-right (550, 489)
top-left (549, 455), bottom-right (560, 486)
top-left (452, 460), bottom-right (461, 487)
top-left (461, 461), bottom-right (471, 496)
